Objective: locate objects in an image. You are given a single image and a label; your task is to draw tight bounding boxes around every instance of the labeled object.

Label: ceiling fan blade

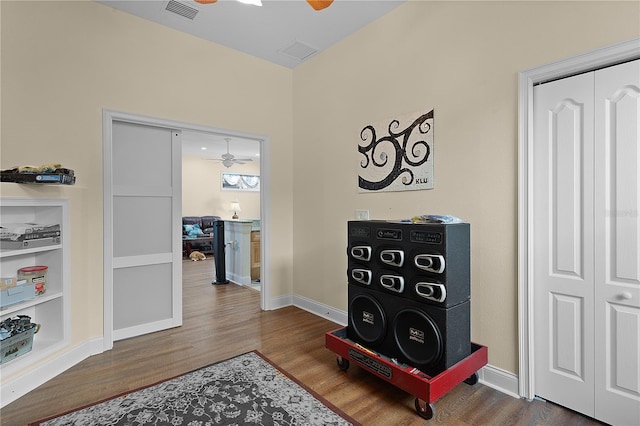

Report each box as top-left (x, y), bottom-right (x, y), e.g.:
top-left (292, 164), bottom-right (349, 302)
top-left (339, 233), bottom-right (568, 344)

top-left (307, 0), bottom-right (334, 11)
top-left (194, 0), bottom-right (332, 11)
top-left (206, 157), bottom-right (252, 163)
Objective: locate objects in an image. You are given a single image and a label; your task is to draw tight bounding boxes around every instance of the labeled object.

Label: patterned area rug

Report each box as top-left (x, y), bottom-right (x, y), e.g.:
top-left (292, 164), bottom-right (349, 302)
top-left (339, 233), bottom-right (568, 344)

top-left (30, 351), bottom-right (358, 426)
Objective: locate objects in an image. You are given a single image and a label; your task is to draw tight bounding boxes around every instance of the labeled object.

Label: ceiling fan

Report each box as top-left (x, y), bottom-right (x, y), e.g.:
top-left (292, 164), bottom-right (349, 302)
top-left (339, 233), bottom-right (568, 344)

top-left (194, 0), bottom-right (334, 11)
top-left (212, 138), bottom-right (254, 168)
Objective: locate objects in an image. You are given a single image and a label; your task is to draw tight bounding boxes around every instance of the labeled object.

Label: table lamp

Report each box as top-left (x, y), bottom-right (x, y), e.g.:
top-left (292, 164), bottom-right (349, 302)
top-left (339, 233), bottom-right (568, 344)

top-left (230, 201), bottom-right (241, 219)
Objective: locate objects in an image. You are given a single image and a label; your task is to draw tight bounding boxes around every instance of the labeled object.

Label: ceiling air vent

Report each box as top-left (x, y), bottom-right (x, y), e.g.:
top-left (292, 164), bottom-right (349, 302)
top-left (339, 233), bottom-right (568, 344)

top-left (279, 41), bottom-right (319, 61)
top-left (165, 0), bottom-right (199, 20)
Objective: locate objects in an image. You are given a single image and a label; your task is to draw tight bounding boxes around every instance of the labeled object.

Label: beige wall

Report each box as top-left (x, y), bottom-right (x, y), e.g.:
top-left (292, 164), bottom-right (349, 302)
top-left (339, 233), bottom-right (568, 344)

top-left (0, 0), bottom-right (293, 376)
top-left (291, 1), bottom-right (639, 374)
top-left (1, 0), bottom-right (638, 383)
top-left (182, 155), bottom-right (261, 220)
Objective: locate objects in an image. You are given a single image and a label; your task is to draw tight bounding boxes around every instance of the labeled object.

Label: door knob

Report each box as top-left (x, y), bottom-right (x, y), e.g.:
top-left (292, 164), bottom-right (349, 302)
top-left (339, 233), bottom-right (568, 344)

top-left (620, 291), bottom-right (632, 300)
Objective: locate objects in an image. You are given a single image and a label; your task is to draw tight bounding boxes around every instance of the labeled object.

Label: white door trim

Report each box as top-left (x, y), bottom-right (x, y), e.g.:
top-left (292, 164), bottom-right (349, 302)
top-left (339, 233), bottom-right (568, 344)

top-left (102, 109), bottom-right (270, 350)
top-left (517, 37), bottom-right (640, 400)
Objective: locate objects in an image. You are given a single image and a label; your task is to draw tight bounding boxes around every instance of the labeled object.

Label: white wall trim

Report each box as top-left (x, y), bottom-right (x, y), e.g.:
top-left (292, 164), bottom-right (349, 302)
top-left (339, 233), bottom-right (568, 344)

top-left (102, 110), bottom-right (114, 350)
top-left (290, 295), bottom-right (518, 398)
top-left (517, 37), bottom-right (640, 400)
top-left (227, 272), bottom-right (252, 286)
top-left (258, 138), bottom-right (270, 311)
top-left (478, 365), bottom-right (520, 400)
top-left (269, 293), bottom-right (294, 310)
top-left (293, 294), bottom-right (348, 326)
top-left (1, 338), bottom-right (103, 408)
top-left (0, 295), bottom-right (520, 407)
top-left (112, 319), bottom-right (179, 342)
top-left (102, 109), bottom-right (270, 347)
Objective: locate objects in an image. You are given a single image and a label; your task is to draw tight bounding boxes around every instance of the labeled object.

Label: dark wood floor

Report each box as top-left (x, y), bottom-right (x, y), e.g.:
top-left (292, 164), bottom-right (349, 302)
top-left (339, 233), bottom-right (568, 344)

top-left (1, 260), bottom-right (603, 425)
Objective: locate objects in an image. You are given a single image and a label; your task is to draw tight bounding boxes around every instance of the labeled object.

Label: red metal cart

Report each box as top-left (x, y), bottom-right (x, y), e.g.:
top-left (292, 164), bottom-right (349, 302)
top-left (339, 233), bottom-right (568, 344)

top-left (325, 327), bottom-right (488, 420)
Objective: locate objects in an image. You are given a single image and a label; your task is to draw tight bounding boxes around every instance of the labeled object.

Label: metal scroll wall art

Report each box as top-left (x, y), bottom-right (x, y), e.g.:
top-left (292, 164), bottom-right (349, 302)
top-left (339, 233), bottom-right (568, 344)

top-left (358, 109), bottom-right (434, 193)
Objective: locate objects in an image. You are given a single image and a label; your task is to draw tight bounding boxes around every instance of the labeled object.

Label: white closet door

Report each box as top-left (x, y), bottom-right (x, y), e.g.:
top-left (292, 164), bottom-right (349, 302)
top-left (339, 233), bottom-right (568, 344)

top-left (110, 121), bottom-right (182, 341)
top-left (594, 59), bottom-right (640, 426)
top-left (534, 59), bottom-right (640, 424)
top-left (533, 72), bottom-right (596, 416)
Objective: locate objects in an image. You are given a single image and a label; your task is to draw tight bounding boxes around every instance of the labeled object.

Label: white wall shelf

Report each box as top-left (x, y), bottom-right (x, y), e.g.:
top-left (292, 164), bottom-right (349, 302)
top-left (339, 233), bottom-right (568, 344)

top-left (0, 244), bottom-right (63, 258)
top-left (0, 198), bottom-right (70, 391)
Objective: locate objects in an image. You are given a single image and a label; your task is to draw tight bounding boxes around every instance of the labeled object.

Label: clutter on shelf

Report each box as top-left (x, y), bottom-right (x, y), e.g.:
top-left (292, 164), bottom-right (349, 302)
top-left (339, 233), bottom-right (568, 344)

top-left (409, 214), bottom-right (464, 224)
top-left (0, 222), bottom-right (61, 250)
top-left (1, 163), bottom-right (75, 185)
top-left (0, 315), bottom-right (39, 364)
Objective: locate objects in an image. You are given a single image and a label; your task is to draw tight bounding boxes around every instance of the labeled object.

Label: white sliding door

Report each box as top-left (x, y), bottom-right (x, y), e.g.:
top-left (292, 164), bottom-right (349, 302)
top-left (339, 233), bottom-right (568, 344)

top-left (106, 119), bottom-right (182, 342)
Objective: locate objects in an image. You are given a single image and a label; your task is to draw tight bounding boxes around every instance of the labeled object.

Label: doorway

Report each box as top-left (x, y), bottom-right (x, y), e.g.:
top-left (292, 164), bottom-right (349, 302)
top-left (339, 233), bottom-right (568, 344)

top-left (532, 59), bottom-right (639, 424)
top-left (103, 110), bottom-right (269, 350)
top-left (181, 131), bottom-right (262, 291)
top-left (518, 38), bottom-right (640, 425)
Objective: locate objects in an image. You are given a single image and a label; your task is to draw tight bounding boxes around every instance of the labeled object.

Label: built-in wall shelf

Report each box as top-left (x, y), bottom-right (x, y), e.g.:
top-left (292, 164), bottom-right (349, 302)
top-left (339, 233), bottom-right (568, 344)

top-left (0, 198), bottom-right (70, 393)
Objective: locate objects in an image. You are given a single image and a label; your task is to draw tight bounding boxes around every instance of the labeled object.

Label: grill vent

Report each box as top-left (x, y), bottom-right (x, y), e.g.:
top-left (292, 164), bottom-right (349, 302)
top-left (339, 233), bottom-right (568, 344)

top-left (165, 0), bottom-right (199, 20)
top-left (279, 41), bottom-right (319, 61)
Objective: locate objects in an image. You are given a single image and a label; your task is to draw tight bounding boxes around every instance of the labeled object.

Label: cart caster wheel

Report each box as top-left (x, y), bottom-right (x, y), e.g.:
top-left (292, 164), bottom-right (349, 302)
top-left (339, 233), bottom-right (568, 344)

top-left (414, 398), bottom-right (435, 420)
top-left (464, 372), bottom-right (479, 385)
top-left (336, 356), bottom-right (350, 371)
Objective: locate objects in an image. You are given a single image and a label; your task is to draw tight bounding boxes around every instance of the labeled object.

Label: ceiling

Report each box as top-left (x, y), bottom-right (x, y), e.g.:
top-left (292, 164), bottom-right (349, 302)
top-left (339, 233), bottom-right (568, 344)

top-left (96, 0), bottom-right (406, 159)
top-left (181, 130), bottom-right (262, 164)
top-left (97, 0), bottom-right (406, 68)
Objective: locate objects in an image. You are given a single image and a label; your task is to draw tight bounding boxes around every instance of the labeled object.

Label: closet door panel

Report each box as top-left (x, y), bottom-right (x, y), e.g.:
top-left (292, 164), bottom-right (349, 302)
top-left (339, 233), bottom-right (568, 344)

top-left (594, 59), bottom-right (640, 426)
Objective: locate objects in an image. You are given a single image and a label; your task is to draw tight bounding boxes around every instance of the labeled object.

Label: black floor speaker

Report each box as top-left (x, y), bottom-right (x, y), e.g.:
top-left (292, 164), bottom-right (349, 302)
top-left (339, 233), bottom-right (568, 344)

top-left (212, 219), bottom-right (229, 285)
top-left (347, 284), bottom-right (470, 376)
top-left (347, 220), bottom-right (470, 308)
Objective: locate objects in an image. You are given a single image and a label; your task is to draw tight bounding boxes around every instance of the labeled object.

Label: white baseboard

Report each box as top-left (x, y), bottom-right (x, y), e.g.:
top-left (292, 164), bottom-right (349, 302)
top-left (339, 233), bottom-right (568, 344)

top-left (289, 293), bottom-right (521, 399)
top-left (113, 318), bottom-right (181, 342)
top-left (293, 294), bottom-right (347, 326)
top-left (268, 293), bottom-right (293, 310)
top-left (1, 337), bottom-right (104, 408)
top-left (478, 364), bottom-right (520, 399)
top-left (2, 294), bottom-right (518, 408)
top-left (226, 272), bottom-right (250, 286)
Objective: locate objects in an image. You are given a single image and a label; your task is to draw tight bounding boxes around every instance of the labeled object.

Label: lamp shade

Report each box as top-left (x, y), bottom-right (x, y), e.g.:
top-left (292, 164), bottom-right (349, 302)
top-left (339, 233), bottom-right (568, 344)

top-left (230, 201), bottom-right (241, 219)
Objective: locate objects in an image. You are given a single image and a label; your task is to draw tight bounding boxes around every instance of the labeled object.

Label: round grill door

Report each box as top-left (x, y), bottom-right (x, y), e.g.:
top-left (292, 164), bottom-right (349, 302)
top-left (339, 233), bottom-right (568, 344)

top-left (393, 308), bottom-right (442, 367)
top-left (349, 294), bottom-right (387, 345)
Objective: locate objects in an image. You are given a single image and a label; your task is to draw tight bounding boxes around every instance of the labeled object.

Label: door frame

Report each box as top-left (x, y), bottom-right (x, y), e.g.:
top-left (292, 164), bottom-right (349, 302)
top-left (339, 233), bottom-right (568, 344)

top-left (103, 109), bottom-right (270, 350)
top-left (517, 37), bottom-right (640, 400)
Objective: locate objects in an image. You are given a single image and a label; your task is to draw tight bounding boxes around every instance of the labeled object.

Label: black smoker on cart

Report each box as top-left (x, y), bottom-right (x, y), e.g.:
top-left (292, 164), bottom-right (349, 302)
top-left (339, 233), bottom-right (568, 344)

top-left (346, 219), bottom-right (471, 377)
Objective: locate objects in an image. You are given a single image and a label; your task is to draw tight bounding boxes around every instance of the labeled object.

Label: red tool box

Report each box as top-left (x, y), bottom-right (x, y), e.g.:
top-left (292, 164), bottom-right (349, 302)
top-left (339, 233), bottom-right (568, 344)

top-left (325, 327), bottom-right (488, 420)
